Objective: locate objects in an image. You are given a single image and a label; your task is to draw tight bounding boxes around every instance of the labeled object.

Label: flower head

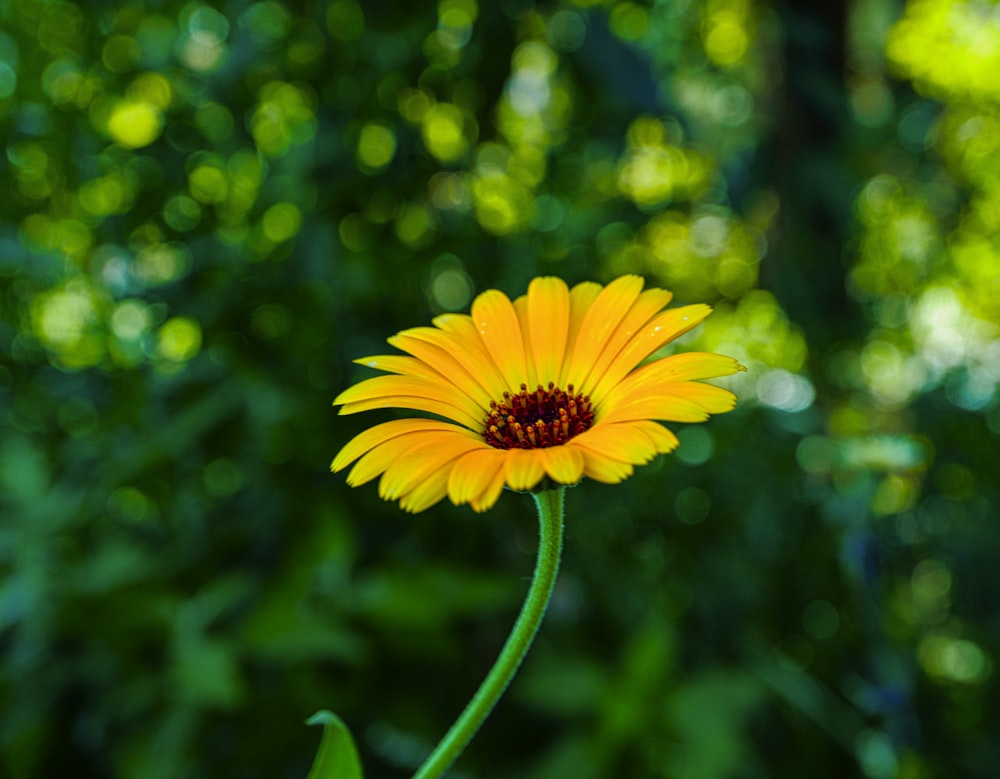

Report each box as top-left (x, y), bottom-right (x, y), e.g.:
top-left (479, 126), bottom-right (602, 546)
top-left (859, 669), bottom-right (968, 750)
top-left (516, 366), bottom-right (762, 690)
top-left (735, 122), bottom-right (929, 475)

top-left (332, 276), bottom-right (745, 512)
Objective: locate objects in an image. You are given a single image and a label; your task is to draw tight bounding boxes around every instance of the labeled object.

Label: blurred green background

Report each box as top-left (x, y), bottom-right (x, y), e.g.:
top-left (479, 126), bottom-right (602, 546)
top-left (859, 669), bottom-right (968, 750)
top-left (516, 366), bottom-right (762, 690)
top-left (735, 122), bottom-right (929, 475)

top-left (2, 0), bottom-right (998, 777)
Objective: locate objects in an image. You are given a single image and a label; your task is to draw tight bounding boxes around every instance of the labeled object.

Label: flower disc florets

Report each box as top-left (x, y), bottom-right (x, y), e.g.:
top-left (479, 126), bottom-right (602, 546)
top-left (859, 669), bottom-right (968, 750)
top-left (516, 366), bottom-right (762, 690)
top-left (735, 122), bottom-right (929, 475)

top-left (483, 382), bottom-right (594, 450)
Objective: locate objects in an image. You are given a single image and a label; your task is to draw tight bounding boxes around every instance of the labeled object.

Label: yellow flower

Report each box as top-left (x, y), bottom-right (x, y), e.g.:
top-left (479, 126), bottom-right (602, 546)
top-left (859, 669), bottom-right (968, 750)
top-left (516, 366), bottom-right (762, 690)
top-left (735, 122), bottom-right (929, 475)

top-left (332, 275), bottom-right (745, 512)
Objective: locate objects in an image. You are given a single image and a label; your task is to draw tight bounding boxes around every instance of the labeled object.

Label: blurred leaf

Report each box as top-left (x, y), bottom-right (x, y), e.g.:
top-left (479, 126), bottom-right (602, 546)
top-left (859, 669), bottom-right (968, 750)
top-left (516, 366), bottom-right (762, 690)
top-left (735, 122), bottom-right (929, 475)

top-left (527, 735), bottom-right (601, 779)
top-left (0, 435), bottom-right (49, 506)
top-left (171, 634), bottom-right (246, 710)
top-left (355, 563), bottom-right (518, 630)
top-left (244, 603), bottom-right (365, 664)
top-left (666, 668), bottom-right (765, 779)
top-left (516, 653), bottom-right (606, 716)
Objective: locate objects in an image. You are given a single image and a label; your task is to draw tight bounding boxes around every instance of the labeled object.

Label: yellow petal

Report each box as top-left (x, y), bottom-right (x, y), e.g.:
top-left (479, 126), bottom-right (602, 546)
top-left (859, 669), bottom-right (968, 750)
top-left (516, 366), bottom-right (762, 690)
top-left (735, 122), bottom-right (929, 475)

top-left (352, 354), bottom-right (441, 381)
top-left (504, 448), bottom-right (546, 491)
top-left (601, 351), bottom-right (745, 409)
top-left (665, 383), bottom-right (738, 414)
top-left (598, 395), bottom-right (710, 424)
top-left (334, 375), bottom-right (480, 415)
top-left (345, 432), bottom-right (428, 487)
top-left (338, 396), bottom-right (484, 431)
top-left (572, 422), bottom-right (658, 464)
top-left (601, 383), bottom-right (737, 424)
top-left (472, 289), bottom-right (529, 391)
top-left (431, 312), bottom-right (476, 334)
top-left (399, 467), bottom-right (452, 513)
top-left (512, 295), bottom-right (539, 390)
top-left (379, 433), bottom-right (488, 501)
top-left (334, 372), bottom-right (488, 430)
top-left (431, 313), bottom-right (511, 396)
top-left (331, 418), bottom-right (462, 472)
top-left (572, 443), bottom-right (634, 483)
top-left (448, 448), bottom-right (507, 505)
top-left (588, 305), bottom-right (713, 404)
top-left (560, 281), bottom-right (602, 385)
top-left (537, 445), bottom-right (585, 484)
top-left (470, 466), bottom-right (508, 512)
top-left (563, 275), bottom-right (645, 390)
top-left (629, 420), bottom-right (680, 453)
top-left (576, 286), bottom-right (673, 397)
top-left (643, 351), bottom-right (747, 382)
top-left (520, 277), bottom-right (570, 388)
top-left (389, 327), bottom-right (504, 405)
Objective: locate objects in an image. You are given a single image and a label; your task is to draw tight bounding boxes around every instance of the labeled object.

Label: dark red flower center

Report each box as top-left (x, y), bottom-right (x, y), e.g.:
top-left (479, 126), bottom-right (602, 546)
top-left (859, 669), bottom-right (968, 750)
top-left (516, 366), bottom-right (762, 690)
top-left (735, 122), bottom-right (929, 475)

top-left (483, 383), bottom-right (595, 450)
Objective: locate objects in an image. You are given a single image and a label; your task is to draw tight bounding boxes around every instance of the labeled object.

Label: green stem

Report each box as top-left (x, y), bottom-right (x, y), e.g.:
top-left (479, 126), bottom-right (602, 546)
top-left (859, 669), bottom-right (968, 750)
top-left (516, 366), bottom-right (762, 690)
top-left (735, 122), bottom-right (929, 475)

top-left (411, 487), bottom-right (566, 779)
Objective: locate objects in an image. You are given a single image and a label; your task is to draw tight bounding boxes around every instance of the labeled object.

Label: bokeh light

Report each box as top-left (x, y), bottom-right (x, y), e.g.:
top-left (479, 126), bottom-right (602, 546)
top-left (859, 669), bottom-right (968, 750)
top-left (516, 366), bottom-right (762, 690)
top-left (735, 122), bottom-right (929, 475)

top-left (157, 316), bottom-right (202, 362)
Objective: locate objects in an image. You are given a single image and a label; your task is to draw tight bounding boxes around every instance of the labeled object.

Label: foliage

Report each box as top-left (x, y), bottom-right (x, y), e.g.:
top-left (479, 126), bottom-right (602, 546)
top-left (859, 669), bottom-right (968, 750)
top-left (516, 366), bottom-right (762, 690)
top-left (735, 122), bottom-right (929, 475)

top-left (307, 711), bottom-right (363, 779)
top-left (1, 0), bottom-right (998, 778)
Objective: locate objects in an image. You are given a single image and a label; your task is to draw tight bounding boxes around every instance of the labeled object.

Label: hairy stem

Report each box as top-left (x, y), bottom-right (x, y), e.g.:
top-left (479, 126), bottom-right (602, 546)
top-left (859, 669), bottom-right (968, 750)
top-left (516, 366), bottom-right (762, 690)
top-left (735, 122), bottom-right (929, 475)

top-left (411, 487), bottom-right (566, 779)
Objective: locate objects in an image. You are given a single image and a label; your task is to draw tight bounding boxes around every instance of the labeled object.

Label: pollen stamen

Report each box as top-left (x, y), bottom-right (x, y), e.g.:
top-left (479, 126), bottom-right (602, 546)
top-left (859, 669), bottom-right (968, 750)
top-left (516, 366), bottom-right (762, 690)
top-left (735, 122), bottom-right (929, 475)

top-left (483, 383), bottom-right (595, 450)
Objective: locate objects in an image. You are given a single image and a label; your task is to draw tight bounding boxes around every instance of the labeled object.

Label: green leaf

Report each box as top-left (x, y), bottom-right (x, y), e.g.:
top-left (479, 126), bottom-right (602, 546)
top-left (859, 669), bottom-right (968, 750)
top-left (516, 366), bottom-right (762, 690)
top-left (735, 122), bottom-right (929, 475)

top-left (305, 710), bottom-right (363, 779)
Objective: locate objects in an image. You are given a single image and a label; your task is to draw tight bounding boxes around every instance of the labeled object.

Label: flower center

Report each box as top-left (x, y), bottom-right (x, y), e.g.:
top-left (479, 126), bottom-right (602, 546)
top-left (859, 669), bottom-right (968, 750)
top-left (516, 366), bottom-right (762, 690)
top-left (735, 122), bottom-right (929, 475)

top-left (483, 382), bottom-right (595, 450)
